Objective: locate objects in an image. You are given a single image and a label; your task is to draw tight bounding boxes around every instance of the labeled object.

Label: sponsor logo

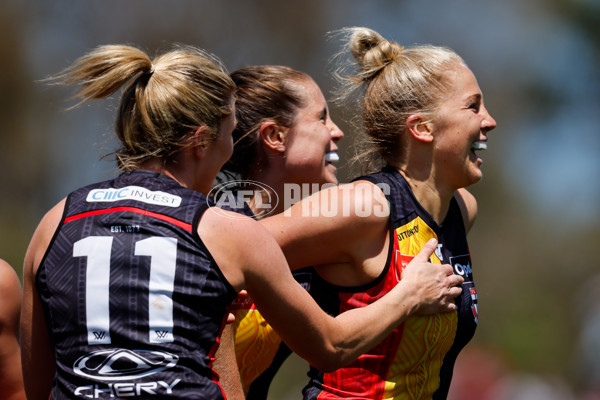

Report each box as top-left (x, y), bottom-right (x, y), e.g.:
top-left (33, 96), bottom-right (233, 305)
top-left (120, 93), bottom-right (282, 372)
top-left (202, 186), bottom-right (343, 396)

top-left (449, 254), bottom-right (473, 281)
top-left (74, 379), bottom-right (181, 398)
top-left (87, 186), bottom-right (181, 207)
top-left (449, 253), bottom-right (478, 324)
top-left (73, 348), bottom-right (178, 381)
top-left (397, 225), bottom-right (419, 241)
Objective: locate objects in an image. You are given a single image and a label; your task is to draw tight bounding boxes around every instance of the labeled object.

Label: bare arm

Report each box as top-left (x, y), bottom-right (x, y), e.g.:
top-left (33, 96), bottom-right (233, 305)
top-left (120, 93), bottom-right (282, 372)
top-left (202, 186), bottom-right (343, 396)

top-left (20, 199), bottom-right (65, 400)
top-left (200, 207), bottom-right (462, 372)
top-left (262, 180), bottom-right (464, 316)
top-left (213, 324), bottom-right (245, 400)
top-left (0, 260), bottom-right (26, 400)
top-left (261, 181), bottom-right (391, 271)
top-left (455, 188), bottom-right (478, 234)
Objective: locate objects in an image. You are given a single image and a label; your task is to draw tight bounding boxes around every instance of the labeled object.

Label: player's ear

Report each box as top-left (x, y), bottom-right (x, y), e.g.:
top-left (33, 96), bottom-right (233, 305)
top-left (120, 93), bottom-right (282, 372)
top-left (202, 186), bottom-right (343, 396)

top-left (406, 114), bottom-right (433, 143)
top-left (258, 121), bottom-right (287, 152)
top-left (191, 125), bottom-right (209, 158)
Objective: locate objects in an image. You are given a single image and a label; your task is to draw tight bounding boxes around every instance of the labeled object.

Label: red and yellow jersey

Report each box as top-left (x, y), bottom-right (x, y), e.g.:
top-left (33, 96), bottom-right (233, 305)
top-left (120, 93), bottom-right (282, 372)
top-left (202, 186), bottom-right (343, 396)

top-left (231, 296), bottom-right (282, 394)
top-left (229, 200), bottom-right (312, 398)
top-left (303, 168), bottom-right (478, 400)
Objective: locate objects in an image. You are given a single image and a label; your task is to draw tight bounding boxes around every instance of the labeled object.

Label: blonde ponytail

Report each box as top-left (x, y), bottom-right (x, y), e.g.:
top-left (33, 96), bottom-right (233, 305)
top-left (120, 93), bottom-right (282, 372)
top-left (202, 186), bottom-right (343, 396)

top-left (49, 44), bottom-right (235, 171)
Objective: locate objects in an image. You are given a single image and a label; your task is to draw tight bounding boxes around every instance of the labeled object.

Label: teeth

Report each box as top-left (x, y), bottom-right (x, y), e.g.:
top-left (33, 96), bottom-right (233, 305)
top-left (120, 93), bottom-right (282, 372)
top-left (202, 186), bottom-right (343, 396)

top-left (325, 151), bottom-right (340, 163)
top-left (471, 141), bottom-right (487, 151)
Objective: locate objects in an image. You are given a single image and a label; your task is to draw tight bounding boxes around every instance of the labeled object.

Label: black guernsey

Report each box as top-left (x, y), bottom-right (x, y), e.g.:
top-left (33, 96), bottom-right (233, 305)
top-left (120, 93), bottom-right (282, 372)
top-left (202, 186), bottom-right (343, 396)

top-left (36, 170), bottom-right (238, 399)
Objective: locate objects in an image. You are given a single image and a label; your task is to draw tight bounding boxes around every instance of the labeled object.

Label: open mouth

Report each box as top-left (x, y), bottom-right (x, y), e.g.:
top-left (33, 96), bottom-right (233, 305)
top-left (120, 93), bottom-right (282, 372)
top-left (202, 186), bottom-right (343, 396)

top-left (471, 141), bottom-right (487, 159)
top-left (470, 141), bottom-right (487, 164)
top-left (471, 141), bottom-right (487, 151)
top-left (325, 151), bottom-right (340, 164)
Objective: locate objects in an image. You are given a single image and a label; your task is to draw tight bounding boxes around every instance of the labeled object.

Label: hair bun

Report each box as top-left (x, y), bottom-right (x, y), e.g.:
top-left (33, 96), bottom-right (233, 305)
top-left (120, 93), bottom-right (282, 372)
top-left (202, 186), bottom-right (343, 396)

top-left (349, 27), bottom-right (403, 79)
top-left (349, 28), bottom-right (382, 62)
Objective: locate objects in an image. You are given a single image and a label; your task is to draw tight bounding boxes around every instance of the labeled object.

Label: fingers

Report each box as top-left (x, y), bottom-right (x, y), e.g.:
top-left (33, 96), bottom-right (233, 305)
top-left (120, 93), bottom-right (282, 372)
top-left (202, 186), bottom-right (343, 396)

top-left (412, 238), bottom-right (438, 262)
top-left (447, 272), bottom-right (464, 286)
top-left (228, 289), bottom-right (251, 311)
top-left (443, 300), bottom-right (458, 312)
top-left (226, 312), bottom-right (236, 324)
top-left (439, 274), bottom-right (463, 312)
top-left (444, 270), bottom-right (463, 299)
top-left (447, 286), bottom-right (463, 298)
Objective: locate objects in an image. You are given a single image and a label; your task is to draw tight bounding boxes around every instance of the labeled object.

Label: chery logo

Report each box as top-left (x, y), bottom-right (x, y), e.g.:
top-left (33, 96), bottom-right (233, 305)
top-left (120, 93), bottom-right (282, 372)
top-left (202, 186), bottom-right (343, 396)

top-left (73, 348), bottom-right (178, 381)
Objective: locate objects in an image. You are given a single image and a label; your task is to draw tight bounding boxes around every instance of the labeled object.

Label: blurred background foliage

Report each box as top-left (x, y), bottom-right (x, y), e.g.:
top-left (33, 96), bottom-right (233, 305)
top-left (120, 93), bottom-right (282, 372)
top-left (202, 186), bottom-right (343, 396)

top-left (1, 0), bottom-right (598, 398)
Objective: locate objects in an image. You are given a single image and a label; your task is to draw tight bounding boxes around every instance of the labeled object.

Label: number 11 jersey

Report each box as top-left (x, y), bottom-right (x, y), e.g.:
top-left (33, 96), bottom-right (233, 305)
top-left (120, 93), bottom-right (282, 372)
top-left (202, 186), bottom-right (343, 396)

top-left (36, 170), bottom-right (238, 399)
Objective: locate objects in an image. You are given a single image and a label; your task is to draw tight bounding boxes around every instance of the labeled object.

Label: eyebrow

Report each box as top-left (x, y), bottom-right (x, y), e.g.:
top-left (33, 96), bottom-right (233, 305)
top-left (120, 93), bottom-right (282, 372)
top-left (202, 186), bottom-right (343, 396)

top-left (465, 93), bottom-right (482, 104)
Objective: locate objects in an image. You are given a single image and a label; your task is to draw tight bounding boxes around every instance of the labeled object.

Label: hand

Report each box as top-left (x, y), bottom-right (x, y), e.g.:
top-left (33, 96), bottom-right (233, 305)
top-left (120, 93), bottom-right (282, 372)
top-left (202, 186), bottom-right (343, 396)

top-left (399, 238), bottom-right (463, 315)
top-left (225, 290), bottom-right (250, 324)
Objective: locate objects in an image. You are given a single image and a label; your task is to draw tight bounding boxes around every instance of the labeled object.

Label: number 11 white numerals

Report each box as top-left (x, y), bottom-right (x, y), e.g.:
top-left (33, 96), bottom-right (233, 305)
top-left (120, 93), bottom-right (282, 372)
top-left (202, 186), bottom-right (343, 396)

top-left (73, 236), bottom-right (178, 345)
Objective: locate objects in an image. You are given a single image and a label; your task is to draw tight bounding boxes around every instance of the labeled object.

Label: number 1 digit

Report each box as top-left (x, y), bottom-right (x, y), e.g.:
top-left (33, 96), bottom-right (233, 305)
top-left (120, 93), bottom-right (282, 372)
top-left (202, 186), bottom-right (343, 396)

top-left (74, 236), bottom-right (113, 345)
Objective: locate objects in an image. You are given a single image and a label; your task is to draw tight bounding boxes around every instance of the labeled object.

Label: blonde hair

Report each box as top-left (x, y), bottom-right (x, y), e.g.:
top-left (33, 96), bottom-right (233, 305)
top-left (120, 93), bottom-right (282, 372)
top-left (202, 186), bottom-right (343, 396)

top-left (51, 44), bottom-right (236, 170)
top-left (332, 27), bottom-right (466, 172)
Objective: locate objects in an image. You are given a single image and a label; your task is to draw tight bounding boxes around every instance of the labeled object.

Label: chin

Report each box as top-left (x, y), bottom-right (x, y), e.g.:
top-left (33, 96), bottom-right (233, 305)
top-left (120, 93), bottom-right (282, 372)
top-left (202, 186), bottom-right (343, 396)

top-left (323, 174), bottom-right (338, 186)
top-left (459, 168), bottom-right (482, 188)
top-left (467, 172), bottom-right (483, 186)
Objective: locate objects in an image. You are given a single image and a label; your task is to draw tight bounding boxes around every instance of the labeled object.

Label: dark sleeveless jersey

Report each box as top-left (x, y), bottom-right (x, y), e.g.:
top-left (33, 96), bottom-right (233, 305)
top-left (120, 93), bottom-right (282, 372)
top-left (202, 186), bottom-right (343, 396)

top-left (36, 170), bottom-right (238, 399)
top-left (303, 167), bottom-right (478, 400)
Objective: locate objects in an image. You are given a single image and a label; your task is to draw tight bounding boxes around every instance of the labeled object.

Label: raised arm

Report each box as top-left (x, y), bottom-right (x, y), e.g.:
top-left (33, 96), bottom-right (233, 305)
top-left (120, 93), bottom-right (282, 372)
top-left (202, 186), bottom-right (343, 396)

top-left (200, 207), bottom-right (462, 372)
top-left (20, 199), bottom-right (65, 400)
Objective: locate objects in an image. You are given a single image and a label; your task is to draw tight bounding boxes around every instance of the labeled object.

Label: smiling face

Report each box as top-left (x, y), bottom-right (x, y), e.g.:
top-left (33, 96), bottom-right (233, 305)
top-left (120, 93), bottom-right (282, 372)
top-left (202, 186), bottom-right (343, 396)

top-left (283, 78), bottom-right (344, 187)
top-left (430, 64), bottom-right (496, 189)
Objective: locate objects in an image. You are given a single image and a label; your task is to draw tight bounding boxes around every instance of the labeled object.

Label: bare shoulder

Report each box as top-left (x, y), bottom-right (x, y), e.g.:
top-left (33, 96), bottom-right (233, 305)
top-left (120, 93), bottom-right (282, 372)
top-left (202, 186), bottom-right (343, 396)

top-left (198, 207), bottom-right (278, 291)
top-left (0, 259), bottom-right (21, 303)
top-left (454, 188), bottom-right (477, 233)
top-left (348, 179), bottom-right (390, 219)
top-left (24, 198), bottom-right (67, 278)
top-left (0, 259), bottom-right (19, 284)
top-left (198, 207), bottom-right (272, 252)
top-left (0, 259), bottom-right (21, 330)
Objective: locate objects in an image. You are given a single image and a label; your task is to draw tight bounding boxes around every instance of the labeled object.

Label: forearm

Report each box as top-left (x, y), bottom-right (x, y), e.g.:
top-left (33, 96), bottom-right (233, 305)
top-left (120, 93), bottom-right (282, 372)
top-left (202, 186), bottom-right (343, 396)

top-left (213, 325), bottom-right (245, 400)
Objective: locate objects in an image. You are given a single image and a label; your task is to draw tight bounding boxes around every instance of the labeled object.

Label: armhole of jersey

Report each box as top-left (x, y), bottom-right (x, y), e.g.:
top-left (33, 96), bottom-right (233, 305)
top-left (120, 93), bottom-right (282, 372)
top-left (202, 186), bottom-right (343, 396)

top-left (191, 204), bottom-right (238, 298)
top-left (35, 193), bottom-right (72, 286)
